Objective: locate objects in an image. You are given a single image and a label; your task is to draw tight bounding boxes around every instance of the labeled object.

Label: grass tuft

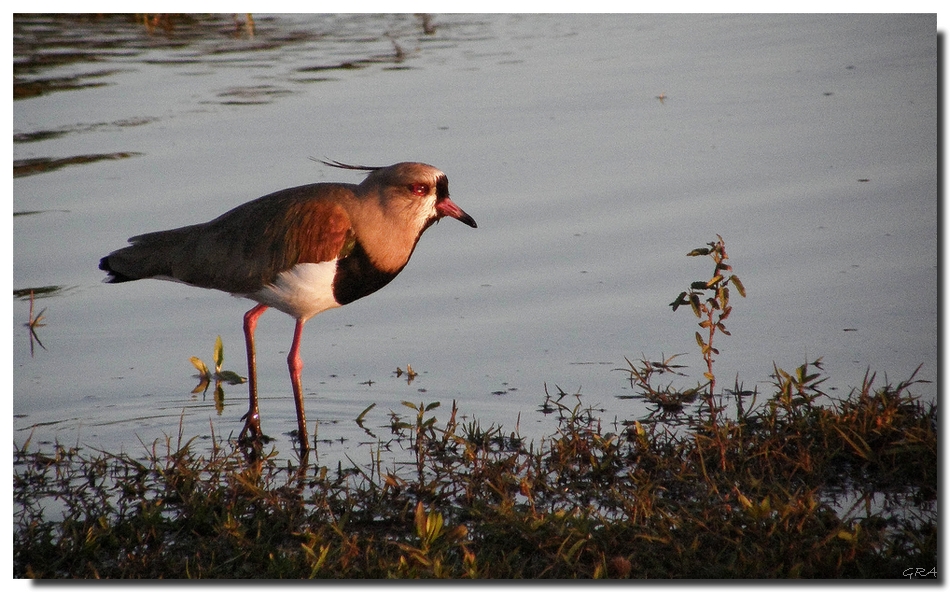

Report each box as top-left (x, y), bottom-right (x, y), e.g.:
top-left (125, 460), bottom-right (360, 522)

top-left (14, 363), bottom-right (935, 578)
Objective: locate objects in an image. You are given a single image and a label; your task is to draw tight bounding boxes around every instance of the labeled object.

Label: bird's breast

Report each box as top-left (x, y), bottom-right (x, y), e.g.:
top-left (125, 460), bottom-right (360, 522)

top-left (246, 239), bottom-right (403, 321)
top-left (332, 240), bottom-right (402, 306)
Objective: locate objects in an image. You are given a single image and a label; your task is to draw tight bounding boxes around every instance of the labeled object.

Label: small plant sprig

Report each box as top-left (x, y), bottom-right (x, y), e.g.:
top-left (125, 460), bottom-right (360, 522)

top-left (25, 289), bottom-right (47, 357)
top-left (617, 353), bottom-right (701, 419)
top-left (670, 235), bottom-right (745, 416)
top-left (190, 336), bottom-right (246, 402)
top-left (396, 364), bottom-right (419, 384)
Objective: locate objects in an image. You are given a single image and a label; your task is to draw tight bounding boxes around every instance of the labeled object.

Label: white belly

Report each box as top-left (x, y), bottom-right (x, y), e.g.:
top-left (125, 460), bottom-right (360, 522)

top-left (246, 261), bottom-right (341, 321)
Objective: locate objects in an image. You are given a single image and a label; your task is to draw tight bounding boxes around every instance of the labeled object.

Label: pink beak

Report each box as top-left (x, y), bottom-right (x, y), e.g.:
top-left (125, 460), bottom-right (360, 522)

top-left (436, 197), bottom-right (477, 228)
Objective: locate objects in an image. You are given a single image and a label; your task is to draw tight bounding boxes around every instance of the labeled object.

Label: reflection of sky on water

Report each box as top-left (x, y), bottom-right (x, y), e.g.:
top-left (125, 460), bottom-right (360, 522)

top-left (13, 14), bottom-right (937, 464)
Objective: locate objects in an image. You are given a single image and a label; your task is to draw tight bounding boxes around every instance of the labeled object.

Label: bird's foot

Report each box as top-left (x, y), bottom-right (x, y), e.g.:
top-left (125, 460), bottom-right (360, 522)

top-left (238, 410), bottom-right (264, 445)
top-left (290, 428), bottom-right (311, 453)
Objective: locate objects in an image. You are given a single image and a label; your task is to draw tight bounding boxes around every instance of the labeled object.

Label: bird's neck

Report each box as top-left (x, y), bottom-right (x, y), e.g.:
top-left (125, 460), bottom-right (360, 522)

top-left (347, 198), bottom-right (431, 274)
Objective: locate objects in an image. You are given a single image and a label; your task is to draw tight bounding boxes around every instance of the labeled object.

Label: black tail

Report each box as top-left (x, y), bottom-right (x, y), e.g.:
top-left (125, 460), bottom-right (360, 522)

top-left (99, 255), bottom-right (135, 283)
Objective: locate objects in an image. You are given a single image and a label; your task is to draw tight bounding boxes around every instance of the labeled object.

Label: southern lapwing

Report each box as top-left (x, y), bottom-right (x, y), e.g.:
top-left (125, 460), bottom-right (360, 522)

top-left (99, 160), bottom-right (476, 450)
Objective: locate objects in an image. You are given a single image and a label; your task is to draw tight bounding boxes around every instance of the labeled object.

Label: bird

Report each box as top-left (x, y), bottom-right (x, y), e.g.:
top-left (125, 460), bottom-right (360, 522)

top-left (99, 160), bottom-right (477, 450)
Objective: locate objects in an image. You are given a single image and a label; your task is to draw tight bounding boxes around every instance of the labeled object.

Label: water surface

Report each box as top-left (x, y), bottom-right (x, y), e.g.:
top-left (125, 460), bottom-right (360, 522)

top-left (13, 14), bottom-right (938, 465)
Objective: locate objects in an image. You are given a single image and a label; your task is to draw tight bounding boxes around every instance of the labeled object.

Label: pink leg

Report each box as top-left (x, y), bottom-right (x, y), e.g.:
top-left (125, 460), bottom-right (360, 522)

top-left (239, 303), bottom-right (268, 443)
top-left (288, 318), bottom-right (309, 450)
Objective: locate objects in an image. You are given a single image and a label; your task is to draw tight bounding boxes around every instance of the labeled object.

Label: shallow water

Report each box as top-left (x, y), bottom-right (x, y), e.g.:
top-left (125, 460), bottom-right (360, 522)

top-left (12, 14), bottom-right (938, 464)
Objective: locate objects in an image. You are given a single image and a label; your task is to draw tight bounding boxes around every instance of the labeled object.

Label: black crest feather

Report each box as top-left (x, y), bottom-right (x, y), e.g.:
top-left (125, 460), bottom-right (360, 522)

top-left (312, 158), bottom-right (381, 172)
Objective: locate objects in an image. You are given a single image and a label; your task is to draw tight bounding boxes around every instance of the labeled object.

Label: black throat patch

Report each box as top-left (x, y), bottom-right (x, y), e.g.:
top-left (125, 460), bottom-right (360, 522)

top-left (332, 240), bottom-right (402, 306)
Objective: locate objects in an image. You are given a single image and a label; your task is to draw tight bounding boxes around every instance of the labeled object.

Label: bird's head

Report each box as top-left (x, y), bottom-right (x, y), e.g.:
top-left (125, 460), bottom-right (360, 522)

top-left (321, 160), bottom-right (477, 232)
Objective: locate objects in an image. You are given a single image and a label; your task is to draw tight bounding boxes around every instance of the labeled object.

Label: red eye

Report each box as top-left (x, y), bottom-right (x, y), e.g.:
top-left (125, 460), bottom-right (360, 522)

top-left (409, 183), bottom-right (429, 196)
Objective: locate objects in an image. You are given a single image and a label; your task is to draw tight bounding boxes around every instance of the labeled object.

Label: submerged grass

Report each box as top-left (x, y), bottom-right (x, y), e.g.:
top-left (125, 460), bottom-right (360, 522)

top-left (14, 363), bottom-right (936, 579)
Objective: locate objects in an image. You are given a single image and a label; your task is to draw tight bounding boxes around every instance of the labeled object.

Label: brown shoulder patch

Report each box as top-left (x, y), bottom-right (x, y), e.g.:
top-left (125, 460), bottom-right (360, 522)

top-left (295, 201), bottom-right (353, 264)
